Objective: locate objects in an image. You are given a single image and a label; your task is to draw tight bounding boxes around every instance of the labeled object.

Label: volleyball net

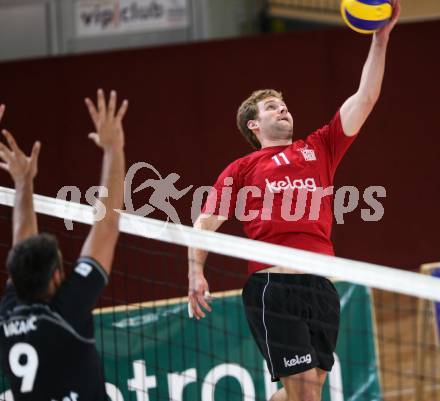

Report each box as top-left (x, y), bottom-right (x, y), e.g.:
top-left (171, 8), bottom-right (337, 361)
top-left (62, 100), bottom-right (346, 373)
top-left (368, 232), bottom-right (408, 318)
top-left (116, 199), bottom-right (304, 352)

top-left (0, 186), bottom-right (439, 401)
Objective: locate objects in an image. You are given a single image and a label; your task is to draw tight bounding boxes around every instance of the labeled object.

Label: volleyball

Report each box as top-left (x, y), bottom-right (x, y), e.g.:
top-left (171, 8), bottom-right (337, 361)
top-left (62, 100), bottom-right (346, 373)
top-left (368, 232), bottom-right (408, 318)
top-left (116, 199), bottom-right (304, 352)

top-left (341, 0), bottom-right (393, 34)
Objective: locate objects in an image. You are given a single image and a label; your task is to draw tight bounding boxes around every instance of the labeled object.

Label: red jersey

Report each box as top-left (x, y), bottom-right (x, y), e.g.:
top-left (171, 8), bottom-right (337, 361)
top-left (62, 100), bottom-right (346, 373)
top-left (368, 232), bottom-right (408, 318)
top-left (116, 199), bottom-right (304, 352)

top-left (203, 111), bottom-right (357, 273)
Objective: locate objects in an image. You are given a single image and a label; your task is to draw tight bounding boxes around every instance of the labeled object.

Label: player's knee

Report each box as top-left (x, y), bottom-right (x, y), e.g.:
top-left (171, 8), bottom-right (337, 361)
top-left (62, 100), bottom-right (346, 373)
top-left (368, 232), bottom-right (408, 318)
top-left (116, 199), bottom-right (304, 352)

top-left (283, 370), bottom-right (322, 401)
top-left (268, 388), bottom-right (287, 401)
top-left (302, 389), bottom-right (320, 401)
top-left (286, 387), bottom-right (319, 401)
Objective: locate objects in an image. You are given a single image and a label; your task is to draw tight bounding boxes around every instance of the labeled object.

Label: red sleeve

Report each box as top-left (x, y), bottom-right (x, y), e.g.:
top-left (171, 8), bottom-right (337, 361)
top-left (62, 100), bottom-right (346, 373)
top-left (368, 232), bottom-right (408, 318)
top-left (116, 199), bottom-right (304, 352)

top-left (308, 111), bottom-right (357, 175)
top-left (201, 160), bottom-right (240, 219)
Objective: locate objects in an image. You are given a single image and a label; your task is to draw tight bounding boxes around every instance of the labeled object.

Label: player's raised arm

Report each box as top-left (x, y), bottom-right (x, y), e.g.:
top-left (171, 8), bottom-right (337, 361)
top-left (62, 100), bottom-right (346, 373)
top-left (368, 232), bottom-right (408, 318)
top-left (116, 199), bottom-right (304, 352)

top-left (188, 213), bottom-right (224, 319)
top-left (0, 106), bottom-right (41, 245)
top-left (340, 0), bottom-right (400, 137)
top-left (80, 89), bottom-right (128, 275)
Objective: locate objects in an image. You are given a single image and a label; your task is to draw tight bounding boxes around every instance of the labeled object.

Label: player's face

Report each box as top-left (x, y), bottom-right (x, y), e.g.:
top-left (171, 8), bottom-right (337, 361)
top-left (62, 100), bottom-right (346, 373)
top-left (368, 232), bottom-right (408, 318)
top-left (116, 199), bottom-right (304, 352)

top-left (255, 97), bottom-right (293, 140)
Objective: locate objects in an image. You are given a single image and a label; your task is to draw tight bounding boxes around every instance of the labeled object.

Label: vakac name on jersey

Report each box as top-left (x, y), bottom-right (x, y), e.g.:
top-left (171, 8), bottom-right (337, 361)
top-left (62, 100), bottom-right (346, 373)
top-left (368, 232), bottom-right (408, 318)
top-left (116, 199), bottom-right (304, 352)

top-left (3, 316), bottom-right (37, 337)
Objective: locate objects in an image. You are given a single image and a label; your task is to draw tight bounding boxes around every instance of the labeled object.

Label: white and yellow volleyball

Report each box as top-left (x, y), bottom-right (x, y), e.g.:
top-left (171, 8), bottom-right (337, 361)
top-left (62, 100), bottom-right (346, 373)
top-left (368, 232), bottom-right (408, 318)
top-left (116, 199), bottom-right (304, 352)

top-left (341, 0), bottom-right (392, 34)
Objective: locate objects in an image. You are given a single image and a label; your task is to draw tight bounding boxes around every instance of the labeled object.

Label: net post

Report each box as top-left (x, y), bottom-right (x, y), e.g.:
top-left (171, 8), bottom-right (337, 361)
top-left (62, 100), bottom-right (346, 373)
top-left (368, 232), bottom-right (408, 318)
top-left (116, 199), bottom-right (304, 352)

top-left (416, 262), bottom-right (440, 400)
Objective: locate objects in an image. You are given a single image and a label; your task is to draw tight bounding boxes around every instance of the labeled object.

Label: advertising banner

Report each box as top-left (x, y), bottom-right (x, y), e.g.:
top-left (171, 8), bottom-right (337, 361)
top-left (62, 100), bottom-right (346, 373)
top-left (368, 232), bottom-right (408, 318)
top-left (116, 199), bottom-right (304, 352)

top-left (0, 283), bottom-right (381, 401)
top-left (98, 282), bottom-right (381, 401)
top-left (74, 0), bottom-right (189, 37)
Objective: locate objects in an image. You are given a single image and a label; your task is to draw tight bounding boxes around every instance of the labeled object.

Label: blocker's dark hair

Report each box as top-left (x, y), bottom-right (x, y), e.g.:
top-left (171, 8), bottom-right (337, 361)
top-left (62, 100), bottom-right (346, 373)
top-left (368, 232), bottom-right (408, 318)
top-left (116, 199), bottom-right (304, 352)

top-left (7, 233), bottom-right (60, 302)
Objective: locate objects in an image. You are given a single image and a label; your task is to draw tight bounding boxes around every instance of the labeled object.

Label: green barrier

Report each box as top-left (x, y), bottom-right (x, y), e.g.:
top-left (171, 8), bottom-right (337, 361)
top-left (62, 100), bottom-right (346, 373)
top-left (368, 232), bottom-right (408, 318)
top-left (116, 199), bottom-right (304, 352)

top-left (98, 282), bottom-right (381, 401)
top-left (0, 283), bottom-right (381, 401)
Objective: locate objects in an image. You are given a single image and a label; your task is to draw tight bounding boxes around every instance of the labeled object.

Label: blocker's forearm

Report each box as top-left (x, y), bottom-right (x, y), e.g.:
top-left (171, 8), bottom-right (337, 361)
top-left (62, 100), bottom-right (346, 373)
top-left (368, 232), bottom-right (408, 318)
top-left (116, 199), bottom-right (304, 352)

top-left (13, 179), bottom-right (38, 245)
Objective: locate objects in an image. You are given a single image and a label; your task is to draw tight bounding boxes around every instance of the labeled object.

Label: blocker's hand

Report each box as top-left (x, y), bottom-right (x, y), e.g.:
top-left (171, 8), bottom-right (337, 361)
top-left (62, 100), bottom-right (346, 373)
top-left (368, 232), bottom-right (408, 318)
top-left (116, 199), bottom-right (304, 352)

top-left (85, 89), bottom-right (128, 151)
top-left (0, 124), bottom-right (41, 184)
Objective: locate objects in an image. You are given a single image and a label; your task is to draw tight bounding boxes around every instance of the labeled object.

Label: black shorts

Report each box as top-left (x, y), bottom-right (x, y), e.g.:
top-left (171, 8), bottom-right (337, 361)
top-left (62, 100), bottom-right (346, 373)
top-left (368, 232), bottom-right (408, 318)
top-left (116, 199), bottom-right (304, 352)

top-left (242, 273), bottom-right (340, 381)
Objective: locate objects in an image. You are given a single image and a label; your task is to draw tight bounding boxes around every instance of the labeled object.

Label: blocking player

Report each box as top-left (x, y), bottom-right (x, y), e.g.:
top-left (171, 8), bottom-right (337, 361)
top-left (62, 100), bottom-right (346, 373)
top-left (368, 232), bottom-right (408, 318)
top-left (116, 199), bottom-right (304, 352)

top-left (0, 89), bottom-right (127, 400)
top-left (188, 2), bottom-right (400, 400)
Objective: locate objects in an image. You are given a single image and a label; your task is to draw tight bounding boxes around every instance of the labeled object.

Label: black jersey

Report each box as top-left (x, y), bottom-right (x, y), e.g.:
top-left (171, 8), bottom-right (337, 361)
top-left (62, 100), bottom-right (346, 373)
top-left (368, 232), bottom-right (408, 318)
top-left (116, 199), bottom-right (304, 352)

top-left (0, 257), bottom-right (108, 401)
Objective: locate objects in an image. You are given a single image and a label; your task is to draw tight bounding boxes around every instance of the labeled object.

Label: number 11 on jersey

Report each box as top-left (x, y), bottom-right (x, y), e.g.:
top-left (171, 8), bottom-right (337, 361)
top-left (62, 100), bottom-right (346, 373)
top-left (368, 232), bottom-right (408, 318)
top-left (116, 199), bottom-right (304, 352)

top-left (272, 152), bottom-right (290, 166)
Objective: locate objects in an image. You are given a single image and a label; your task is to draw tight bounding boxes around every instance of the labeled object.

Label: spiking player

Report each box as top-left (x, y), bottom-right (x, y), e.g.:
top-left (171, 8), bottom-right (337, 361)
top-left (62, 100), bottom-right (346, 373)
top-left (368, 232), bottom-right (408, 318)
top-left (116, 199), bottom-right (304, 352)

top-left (0, 90), bottom-right (127, 400)
top-left (188, 2), bottom-right (400, 400)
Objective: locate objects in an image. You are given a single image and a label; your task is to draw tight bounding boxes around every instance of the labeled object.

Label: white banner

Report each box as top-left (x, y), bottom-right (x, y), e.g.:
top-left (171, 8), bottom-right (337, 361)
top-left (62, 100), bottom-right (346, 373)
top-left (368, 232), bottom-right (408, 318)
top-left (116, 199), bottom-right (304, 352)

top-left (75, 0), bottom-right (188, 37)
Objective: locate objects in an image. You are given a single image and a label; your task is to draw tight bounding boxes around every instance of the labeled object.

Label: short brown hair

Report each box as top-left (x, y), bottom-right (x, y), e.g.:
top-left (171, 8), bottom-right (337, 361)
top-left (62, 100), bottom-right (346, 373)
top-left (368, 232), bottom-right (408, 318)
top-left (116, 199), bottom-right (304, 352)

top-left (236, 89), bottom-right (283, 149)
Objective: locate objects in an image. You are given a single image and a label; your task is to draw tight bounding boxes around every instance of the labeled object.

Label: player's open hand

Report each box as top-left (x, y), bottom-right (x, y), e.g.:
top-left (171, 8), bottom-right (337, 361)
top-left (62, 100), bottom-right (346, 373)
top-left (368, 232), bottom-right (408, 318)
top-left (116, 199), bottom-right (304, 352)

top-left (188, 272), bottom-right (212, 320)
top-left (0, 128), bottom-right (41, 184)
top-left (376, 0), bottom-right (400, 40)
top-left (85, 89), bottom-right (128, 151)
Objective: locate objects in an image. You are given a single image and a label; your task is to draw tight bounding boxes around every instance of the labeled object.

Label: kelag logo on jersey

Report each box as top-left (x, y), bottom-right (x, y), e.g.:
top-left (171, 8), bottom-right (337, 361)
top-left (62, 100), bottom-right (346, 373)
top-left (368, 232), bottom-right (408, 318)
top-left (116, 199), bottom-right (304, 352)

top-left (265, 177), bottom-right (317, 193)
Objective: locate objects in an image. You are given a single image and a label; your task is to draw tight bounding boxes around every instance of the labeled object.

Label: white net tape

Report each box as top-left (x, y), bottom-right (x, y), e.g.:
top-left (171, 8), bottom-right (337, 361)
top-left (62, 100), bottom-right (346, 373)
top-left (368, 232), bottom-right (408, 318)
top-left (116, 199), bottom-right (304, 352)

top-left (1, 185), bottom-right (439, 301)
